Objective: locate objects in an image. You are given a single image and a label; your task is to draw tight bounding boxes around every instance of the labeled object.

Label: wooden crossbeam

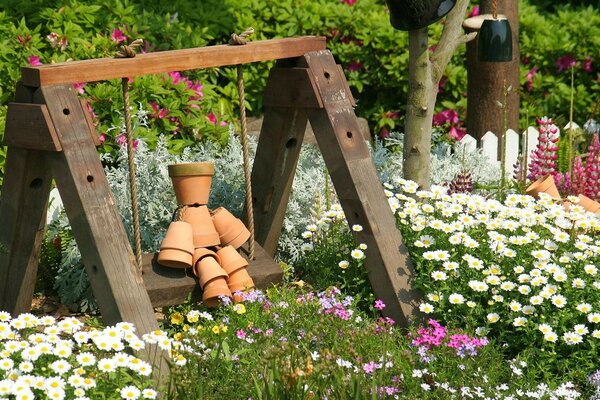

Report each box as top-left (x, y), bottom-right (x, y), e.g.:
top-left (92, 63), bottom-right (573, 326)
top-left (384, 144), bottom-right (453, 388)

top-left (21, 36), bottom-right (326, 87)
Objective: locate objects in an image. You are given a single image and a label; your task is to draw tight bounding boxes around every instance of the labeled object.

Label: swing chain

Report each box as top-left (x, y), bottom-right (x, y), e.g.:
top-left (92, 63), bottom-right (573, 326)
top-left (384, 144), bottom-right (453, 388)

top-left (229, 28), bottom-right (256, 260)
top-left (116, 39), bottom-right (144, 276)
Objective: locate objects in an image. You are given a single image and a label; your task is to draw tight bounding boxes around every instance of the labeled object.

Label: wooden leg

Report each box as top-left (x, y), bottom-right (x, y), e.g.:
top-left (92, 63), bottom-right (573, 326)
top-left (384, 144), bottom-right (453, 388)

top-left (39, 85), bottom-right (160, 335)
top-left (0, 147), bottom-right (53, 314)
top-left (251, 70), bottom-right (309, 255)
top-left (303, 50), bottom-right (423, 327)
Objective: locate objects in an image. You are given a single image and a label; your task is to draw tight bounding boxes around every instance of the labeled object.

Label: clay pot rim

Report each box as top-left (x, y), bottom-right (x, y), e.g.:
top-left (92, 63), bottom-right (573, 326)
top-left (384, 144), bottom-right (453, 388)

top-left (168, 162), bottom-right (215, 177)
top-left (159, 246), bottom-right (194, 256)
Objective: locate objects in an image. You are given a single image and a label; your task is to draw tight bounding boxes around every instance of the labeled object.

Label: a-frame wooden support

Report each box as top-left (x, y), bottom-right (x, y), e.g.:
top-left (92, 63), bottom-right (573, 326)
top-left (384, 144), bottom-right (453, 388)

top-left (0, 37), bottom-right (422, 337)
top-left (252, 51), bottom-right (422, 327)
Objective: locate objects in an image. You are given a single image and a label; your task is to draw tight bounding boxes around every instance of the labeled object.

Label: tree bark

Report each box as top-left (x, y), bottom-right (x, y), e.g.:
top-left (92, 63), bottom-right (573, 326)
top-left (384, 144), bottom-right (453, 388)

top-left (465, 0), bottom-right (520, 159)
top-left (403, 0), bottom-right (475, 189)
top-left (404, 29), bottom-right (436, 190)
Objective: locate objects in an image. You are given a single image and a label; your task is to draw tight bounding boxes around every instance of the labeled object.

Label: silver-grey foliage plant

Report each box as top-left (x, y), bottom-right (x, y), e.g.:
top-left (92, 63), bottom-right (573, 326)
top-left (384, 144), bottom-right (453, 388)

top-left (50, 127), bottom-right (497, 310)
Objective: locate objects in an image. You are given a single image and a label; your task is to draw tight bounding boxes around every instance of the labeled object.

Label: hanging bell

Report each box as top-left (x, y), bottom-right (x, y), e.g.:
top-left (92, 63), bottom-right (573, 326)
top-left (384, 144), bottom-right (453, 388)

top-left (384, 0), bottom-right (456, 31)
top-left (478, 17), bottom-right (512, 62)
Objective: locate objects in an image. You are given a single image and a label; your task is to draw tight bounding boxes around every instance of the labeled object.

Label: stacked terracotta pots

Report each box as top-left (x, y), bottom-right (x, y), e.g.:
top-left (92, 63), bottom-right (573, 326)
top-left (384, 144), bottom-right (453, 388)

top-left (526, 174), bottom-right (600, 214)
top-left (157, 162), bottom-right (255, 307)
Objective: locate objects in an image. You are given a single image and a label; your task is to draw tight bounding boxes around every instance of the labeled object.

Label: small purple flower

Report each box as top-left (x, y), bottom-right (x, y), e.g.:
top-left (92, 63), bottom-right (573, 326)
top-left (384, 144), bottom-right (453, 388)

top-left (582, 56), bottom-right (593, 73)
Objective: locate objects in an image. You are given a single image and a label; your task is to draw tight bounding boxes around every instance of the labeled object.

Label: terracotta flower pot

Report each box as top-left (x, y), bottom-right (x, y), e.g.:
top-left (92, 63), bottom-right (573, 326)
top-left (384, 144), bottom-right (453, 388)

top-left (216, 246), bottom-right (249, 275)
top-left (157, 221), bottom-right (194, 269)
top-left (192, 248), bottom-right (221, 273)
top-left (202, 278), bottom-right (232, 308)
top-left (194, 257), bottom-right (228, 288)
top-left (181, 205), bottom-right (220, 248)
top-left (526, 175), bottom-right (561, 199)
top-left (228, 268), bottom-right (254, 287)
top-left (168, 162), bottom-right (215, 206)
top-left (577, 194), bottom-right (600, 214)
top-left (211, 207), bottom-right (251, 249)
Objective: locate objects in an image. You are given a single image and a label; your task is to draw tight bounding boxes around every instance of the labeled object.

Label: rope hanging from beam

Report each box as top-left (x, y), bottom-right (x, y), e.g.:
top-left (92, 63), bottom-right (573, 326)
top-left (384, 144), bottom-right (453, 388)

top-left (116, 39), bottom-right (145, 276)
top-left (229, 28), bottom-right (256, 260)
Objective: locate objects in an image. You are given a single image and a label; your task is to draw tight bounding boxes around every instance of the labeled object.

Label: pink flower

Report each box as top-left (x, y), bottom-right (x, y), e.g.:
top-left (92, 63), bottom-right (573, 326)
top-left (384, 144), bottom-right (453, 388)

top-left (207, 112), bottom-right (218, 125)
top-left (73, 82), bottom-right (86, 94)
top-left (236, 329), bottom-right (246, 340)
top-left (99, 133), bottom-right (106, 143)
top-left (363, 361), bottom-right (377, 374)
top-left (168, 71), bottom-right (183, 84)
top-left (526, 67), bottom-right (538, 91)
top-left (448, 126), bottom-right (466, 141)
top-left (149, 101), bottom-right (169, 119)
top-left (379, 127), bottom-right (390, 139)
top-left (17, 34), bottom-right (31, 46)
top-left (468, 5), bottom-right (480, 17)
top-left (374, 299), bottom-right (386, 310)
top-left (220, 121), bottom-right (228, 127)
top-left (111, 28), bottom-right (127, 44)
top-left (340, 0), bottom-right (357, 5)
top-left (28, 55), bottom-right (42, 66)
top-left (583, 56), bottom-right (593, 73)
top-left (556, 54), bottom-right (576, 73)
top-left (116, 133), bottom-right (127, 146)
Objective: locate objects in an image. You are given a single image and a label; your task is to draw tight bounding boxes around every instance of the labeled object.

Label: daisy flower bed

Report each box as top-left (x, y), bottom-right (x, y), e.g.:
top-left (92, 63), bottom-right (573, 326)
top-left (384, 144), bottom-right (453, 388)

top-left (389, 179), bottom-right (600, 385)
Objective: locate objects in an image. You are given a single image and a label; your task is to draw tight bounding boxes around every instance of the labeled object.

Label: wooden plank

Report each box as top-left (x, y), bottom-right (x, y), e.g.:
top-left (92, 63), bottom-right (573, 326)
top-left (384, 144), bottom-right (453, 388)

top-left (38, 84), bottom-right (160, 336)
top-left (303, 50), bottom-right (423, 328)
top-left (0, 84), bottom-right (54, 315)
top-left (79, 98), bottom-right (101, 147)
top-left (22, 37), bottom-right (327, 87)
top-left (251, 62), bottom-right (310, 255)
top-left (0, 149), bottom-right (53, 314)
top-left (142, 243), bottom-right (282, 307)
top-left (142, 253), bottom-right (201, 307)
top-left (3, 103), bottom-right (62, 151)
top-left (263, 68), bottom-right (323, 108)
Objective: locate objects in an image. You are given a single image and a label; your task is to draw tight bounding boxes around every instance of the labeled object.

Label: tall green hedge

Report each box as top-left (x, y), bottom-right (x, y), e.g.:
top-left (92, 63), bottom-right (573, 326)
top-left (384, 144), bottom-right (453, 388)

top-left (0, 0), bottom-right (598, 182)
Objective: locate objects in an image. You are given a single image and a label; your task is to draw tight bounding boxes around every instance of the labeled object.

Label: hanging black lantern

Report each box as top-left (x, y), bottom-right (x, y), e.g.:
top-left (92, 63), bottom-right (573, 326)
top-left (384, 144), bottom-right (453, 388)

top-left (478, 17), bottom-right (512, 62)
top-left (384, 0), bottom-right (456, 31)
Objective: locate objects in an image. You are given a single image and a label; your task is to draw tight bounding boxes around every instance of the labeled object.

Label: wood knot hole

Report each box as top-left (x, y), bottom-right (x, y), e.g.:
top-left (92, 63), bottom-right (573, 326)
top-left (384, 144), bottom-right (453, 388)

top-left (346, 131), bottom-right (353, 139)
top-left (29, 178), bottom-right (42, 188)
top-left (286, 138), bottom-right (297, 148)
top-left (324, 71), bottom-right (331, 80)
top-left (62, 108), bottom-right (70, 115)
top-left (86, 175), bottom-right (94, 183)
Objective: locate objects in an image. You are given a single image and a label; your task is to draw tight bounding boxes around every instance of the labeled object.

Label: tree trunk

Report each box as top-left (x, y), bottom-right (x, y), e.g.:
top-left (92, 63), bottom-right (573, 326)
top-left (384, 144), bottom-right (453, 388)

top-left (465, 0), bottom-right (520, 158)
top-left (404, 28), bottom-right (436, 190)
top-left (402, 0), bottom-right (474, 189)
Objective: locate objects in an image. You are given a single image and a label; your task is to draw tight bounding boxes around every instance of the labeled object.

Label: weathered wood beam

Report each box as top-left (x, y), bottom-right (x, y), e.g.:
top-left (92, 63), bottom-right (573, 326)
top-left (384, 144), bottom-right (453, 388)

top-left (21, 37), bottom-right (326, 87)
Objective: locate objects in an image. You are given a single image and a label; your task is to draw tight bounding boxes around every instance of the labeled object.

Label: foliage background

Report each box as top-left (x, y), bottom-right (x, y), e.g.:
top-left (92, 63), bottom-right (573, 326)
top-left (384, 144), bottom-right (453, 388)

top-left (0, 0), bottom-right (598, 183)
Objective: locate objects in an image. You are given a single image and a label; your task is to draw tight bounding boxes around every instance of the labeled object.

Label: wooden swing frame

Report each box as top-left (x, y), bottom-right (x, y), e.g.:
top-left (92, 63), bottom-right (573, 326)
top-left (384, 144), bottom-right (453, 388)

top-left (0, 36), bottom-right (421, 337)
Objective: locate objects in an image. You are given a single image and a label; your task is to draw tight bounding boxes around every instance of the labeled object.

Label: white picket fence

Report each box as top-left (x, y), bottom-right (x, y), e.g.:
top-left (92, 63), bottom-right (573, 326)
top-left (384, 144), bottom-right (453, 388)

top-left (456, 121), bottom-right (581, 177)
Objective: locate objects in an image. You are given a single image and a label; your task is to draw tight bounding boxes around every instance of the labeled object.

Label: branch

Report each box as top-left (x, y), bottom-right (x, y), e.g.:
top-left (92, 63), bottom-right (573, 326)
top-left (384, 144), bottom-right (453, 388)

top-left (430, 0), bottom-right (472, 83)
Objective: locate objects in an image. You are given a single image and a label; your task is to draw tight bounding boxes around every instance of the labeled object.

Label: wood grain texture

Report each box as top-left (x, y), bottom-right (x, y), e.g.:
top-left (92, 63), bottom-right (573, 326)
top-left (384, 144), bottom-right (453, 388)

top-left (3, 103), bottom-right (62, 151)
top-left (304, 50), bottom-right (423, 327)
top-left (263, 68), bottom-right (323, 108)
top-left (0, 85), bottom-right (53, 315)
top-left (39, 84), bottom-right (160, 336)
top-left (22, 37), bottom-right (326, 87)
top-left (0, 148), bottom-right (53, 314)
top-left (250, 77), bottom-right (309, 255)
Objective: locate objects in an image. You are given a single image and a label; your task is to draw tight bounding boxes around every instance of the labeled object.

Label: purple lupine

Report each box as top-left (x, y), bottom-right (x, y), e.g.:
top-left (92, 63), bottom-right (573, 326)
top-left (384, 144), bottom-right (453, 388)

top-left (554, 172), bottom-right (571, 196)
top-left (527, 117), bottom-right (560, 181)
top-left (585, 133), bottom-right (600, 201)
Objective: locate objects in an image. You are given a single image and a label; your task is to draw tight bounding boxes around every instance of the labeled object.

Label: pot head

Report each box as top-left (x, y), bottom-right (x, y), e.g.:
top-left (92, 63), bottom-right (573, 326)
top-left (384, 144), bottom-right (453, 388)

top-left (385, 0), bottom-right (456, 31)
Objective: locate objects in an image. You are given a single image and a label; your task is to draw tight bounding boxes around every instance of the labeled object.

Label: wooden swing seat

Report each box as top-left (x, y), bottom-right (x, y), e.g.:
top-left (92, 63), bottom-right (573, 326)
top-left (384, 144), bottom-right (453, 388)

top-left (0, 35), bottom-right (421, 340)
top-left (143, 243), bottom-right (282, 307)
